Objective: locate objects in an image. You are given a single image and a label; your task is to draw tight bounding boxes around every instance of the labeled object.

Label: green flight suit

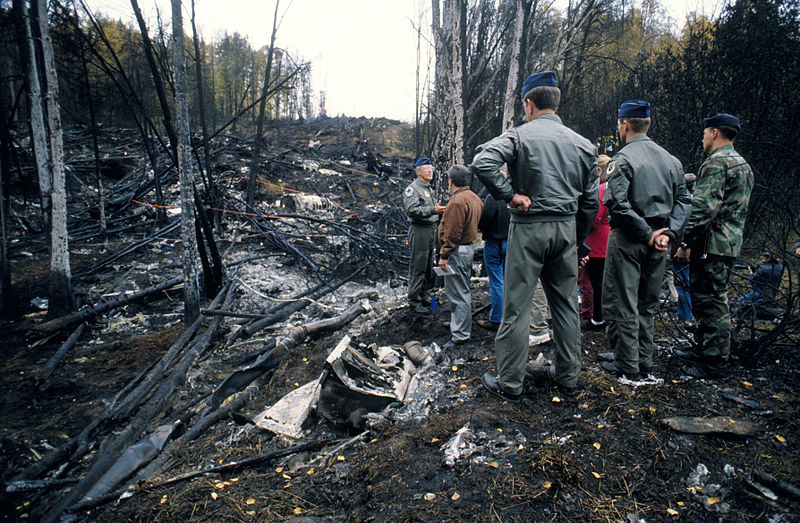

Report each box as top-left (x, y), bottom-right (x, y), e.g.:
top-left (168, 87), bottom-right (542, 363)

top-left (473, 113), bottom-right (598, 393)
top-left (684, 144), bottom-right (753, 359)
top-left (402, 177), bottom-right (439, 306)
top-left (602, 135), bottom-right (692, 376)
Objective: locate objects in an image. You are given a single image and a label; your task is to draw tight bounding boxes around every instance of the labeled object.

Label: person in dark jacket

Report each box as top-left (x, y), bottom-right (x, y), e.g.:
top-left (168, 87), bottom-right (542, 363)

top-left (477, 192), bottom-right (511, 331)
top-left (736, 251), bottom-right (783, 311)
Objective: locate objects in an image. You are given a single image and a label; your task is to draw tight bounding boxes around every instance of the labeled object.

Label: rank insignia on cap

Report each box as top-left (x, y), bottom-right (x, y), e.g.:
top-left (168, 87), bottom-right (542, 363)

top-left (423, 191), bottom-right (430, 198)
top-left (404, 186), bottom-right (414, 197)
top-left (606, 161), bottom-right (617, 176)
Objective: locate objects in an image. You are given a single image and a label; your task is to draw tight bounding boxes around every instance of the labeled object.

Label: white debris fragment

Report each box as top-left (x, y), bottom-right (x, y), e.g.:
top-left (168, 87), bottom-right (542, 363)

top-left (442, 423), bottom-right (476, 467)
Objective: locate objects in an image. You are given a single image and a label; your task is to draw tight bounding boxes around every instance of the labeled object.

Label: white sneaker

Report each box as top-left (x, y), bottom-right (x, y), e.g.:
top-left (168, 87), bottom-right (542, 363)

top-left (529, 332), bottom-right (552, 347)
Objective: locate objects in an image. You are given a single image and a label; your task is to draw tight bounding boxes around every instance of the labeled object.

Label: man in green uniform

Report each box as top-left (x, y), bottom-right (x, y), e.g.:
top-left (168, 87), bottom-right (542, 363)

top-left (601, 100), bottom-right (692, 381)
top-left (675, 113), bottom-right (753, 378)
top-left (473, 71), bottom-right (599, 400)
top-left (403, 157), bottom-right (441, 314)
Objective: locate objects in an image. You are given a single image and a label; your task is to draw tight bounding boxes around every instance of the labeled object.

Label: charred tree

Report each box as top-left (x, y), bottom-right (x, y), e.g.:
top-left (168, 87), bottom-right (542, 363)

top-left (502, 0), bottom-right (526, 130)
top-left (246, 0), bottom-right (280, 207)
top-left (13, 0), bottom-right (51, 224)
top-left (171, 0), bottom-right (200, 322)
top-left (39, 0), bottom-right (75, 316)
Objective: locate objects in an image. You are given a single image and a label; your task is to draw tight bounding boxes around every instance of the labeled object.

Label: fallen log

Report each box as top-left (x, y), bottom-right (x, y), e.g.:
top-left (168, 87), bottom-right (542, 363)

top-left (37, 322), bottom-right (87, 384)
top-left (30, 276), bottom-right (183, 337)
top-left (5, 478), bottom-right (79, 493)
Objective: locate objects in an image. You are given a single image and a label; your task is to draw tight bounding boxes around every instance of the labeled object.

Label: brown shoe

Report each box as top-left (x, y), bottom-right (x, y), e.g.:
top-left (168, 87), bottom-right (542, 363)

top-left (476, 319), bottom-right (500, 331)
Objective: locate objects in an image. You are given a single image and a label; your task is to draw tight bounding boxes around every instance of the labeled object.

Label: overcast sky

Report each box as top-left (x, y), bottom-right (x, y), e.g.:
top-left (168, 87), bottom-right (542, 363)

top-left (86, 0), bottom-right (722, 122)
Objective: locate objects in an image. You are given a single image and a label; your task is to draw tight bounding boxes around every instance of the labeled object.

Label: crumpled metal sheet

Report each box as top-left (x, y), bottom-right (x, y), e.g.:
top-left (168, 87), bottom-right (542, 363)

top-left (662, 416), bottom-right (759, 436)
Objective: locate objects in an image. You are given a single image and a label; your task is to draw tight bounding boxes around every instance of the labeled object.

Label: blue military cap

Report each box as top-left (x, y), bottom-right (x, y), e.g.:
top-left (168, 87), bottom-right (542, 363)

top-left (618, 100), bottom-right (650, 118)
top-left (415, 156), bottom-right (432, 168)
top-left (703, 113), bottom-right (741, 132)
top-left (520, 71), bottom-right (558, 98)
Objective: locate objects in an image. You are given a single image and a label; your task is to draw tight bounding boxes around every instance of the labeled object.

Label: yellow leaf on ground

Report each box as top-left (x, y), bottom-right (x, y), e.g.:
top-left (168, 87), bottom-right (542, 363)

top-left (431, 438), bottom-right (440, 443)
top-left (742, 381), bottom-right (753, 387)
top-left (552, 396), bottom-right (562, 403)
top-left (275, 467), bottom-right (283, 473)
top-left (677, 501), bottom-right (685, 507)
top-left (489, 461), bottom-right (499, 468)
top-left (214, 482), bottom-right (225, 489)
top-left (592, 472), bottom-right (602, 479)
top-left (482, 357), bottom-right (489, 361)
top-left (597, 424), bottom-right (605, 429)
top-left (543, 481), bottom-right (552, 489)
top-left (451, 365), bottom-right (458, 372)
top-left (424, 493), bottom-right (436, 501)
top-left (776, 434), bottom-right (786, 443)
top-left (667, 508), bottom-right (679, 515)
top-left (293, 507), bottom-right (303, 514)
top-left (246, 498), bottom-right (255, 505)
top-left (451, 492), bottom-right (461, 501)
top-left (210, 492), bottom-right (218, 500)
top-left (707, 497), bottom-right (720, 505)
top-left (337, 455), bottom-right (345, 461)
top-left (593, 442), bottom-right (601, 450)
top-left (459, 384), bottom-right (467, 390)
top-left (649, 406), bottom-right (657, 414)
top-left (307, 468), bottom-right (315, 475)
top-left (160, 496), bottom-right (167, 504)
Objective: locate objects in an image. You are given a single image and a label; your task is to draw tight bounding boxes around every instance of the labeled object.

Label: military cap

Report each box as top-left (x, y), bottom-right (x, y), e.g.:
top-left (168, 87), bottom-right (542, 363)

top-left (415, 156), bottom-right (432, 168)
top-left (618, 100), bottom-right (650, 118)
top-left (520, 71), bottom-right (558, 98)
top-left (703, 113), bottom-right (741, 132)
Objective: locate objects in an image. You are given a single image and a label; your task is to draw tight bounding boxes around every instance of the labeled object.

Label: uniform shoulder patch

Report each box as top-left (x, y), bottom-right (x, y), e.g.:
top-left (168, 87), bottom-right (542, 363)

top-left (606, 161), bottom-right (617, 176)
top-left (404, 186), bottom-right (414, 197)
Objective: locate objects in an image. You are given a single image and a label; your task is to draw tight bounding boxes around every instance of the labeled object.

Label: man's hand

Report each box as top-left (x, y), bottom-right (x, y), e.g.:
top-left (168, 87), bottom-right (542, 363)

top-left (579, 255), bottom-right (589, 269)
top-left (435, 200), bottom-right (446, 215)
top-left (795, 246), bottom-right (800, 258)
top-left (675, 246), bottom-right (691, 262)
top-left (438, 258), bottom-right (449, 272)
top-left (508, 193), bottom-right (531, 212)
top-left (649, 227), bottom-right (670, 252)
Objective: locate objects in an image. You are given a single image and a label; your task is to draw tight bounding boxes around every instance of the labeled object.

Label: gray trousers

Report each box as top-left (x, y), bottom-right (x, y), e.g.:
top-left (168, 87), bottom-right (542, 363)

top-left (602, 228), bottom-right (667, 375)
top-left (407, 223), bottom-right (436, 305)
top-left (530, 281), bottom-right (550, 336)
top-left (444, 246), bottom-right (473, 341)
top-left (495, 219), bottom-right (580, 393)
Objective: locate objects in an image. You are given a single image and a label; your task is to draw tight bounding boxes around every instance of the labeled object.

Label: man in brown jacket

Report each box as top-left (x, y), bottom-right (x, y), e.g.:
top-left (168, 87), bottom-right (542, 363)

top-left (437, 165), bottom-right (483, 348)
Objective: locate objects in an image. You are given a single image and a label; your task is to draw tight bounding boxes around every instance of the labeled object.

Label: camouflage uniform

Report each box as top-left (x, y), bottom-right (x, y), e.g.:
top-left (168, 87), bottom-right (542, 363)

top-left (402, 178), bottom-right (439, 307)
top-left (684, 144), bottom-right (754, 358)
top-left (473, 114), bottom-right (598, 393)
top-left (602, 136), bottom-right (692, 376)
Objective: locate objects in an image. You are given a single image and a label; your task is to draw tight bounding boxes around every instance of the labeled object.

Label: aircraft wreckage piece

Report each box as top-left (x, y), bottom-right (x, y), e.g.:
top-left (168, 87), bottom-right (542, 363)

top-left (255, 335), bottom-right (416, 438)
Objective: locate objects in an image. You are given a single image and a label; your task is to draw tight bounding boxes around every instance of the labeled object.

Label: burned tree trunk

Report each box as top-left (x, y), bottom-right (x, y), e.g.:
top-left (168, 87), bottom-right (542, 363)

top-left (0, 58), bottom-right (13, 312)
top-left (246, 0), bottom-right (280, 208)
top-left (502, 0), bottom-right (526, 130)
top-left (14, 0), bottom-right (50, 224)
top-left (171, 0), bottom-right (200, 322)
top-left (39, 0), bottom-right (75, 317)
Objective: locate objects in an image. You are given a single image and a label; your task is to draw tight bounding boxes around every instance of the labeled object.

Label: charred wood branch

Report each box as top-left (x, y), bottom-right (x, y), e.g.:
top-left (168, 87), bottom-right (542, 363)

top-left (5, 478), bottom-right (79, 493)
top-left (43, 282), bottom-right (235, 522)
top-left (143, 438), bottom-right (340, 491)
top-left (37, 322), bottom-right (87, 385)
top-left (200, 308), bottom-right (266, 319)
top-left (30, 276), bottom-right (183, 337)
top-left (75, 220), bottom-right (181, 278)
top-left (241, 260), bottom-right (370, 338)
top-left (110, 280), bottom-right (231, 421)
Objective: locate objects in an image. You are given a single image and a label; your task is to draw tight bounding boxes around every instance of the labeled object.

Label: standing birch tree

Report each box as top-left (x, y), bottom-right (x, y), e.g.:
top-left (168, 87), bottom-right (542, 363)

top-left (38, 0), bottom-right (75, 316)
top-left (171, 0), bottom-right (200, 322)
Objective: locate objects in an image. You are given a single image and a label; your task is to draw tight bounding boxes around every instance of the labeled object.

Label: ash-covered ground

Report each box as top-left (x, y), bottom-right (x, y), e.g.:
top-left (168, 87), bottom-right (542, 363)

top-left (0, 117), bottom-right (798, 522)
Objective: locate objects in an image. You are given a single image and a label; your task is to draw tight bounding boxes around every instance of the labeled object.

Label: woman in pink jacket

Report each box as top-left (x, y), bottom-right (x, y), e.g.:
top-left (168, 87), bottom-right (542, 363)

top-left (580, 155), bottom-right (611, 330)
